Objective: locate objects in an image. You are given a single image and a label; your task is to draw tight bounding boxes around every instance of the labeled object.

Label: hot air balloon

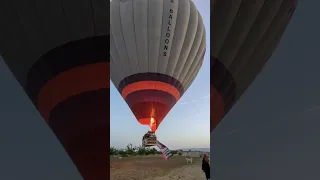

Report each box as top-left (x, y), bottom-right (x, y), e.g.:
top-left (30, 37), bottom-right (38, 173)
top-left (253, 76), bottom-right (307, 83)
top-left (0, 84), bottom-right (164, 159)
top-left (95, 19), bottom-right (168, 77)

top-left (0, 1), bottom-right (109, 179)
top-left (110, 0), bottom-right (206, 146)
top-left (210, 0), bottom-right (298, 132)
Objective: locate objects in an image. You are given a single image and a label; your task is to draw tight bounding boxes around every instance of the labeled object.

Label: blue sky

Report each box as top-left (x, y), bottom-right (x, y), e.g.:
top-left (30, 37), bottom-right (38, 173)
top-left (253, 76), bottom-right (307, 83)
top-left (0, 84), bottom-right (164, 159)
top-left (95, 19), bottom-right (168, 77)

top-left (110, 0), bottom-right (210, 150)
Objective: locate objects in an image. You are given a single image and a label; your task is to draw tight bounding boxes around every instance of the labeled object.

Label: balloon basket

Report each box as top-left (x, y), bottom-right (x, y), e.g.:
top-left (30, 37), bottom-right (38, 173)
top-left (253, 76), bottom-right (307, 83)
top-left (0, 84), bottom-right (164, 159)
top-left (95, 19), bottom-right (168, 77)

top-left (142, 131), bottom-right (157, 147)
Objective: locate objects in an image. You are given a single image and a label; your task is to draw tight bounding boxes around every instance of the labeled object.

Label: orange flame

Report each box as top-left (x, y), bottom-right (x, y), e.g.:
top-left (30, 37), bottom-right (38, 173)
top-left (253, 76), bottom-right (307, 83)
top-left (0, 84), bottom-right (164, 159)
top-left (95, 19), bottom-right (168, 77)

top-left (149, 108), bottom-right (156, 131)
top-left (150, 117), bottom-right (155, 127)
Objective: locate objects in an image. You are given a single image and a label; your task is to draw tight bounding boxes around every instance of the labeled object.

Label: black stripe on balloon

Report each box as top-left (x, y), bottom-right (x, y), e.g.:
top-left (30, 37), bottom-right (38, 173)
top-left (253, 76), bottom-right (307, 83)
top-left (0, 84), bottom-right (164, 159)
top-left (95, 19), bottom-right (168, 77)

top-left (118, 73), bottom-right (185, 95)
top-left (211, 56), bottom-right (236, 113)
top-left (48, 88), bottom-right (109, 179)
top-left (25, 35), bottom-right (110, 104)
top-left (125, 90), bottom-right (177, 108)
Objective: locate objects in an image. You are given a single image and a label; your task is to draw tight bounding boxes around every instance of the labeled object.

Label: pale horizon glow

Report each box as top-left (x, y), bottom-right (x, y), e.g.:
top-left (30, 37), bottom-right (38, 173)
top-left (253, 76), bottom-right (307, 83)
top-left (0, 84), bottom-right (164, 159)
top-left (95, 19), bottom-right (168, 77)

top-left (110, 0), bottom-right (210, 150)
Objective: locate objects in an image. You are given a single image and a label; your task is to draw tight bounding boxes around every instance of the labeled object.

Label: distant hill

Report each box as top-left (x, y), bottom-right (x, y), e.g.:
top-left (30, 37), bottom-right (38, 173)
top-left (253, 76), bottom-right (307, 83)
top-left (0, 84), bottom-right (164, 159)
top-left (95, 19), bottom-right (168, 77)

top-left (173, 148), bottom-right (210, 152)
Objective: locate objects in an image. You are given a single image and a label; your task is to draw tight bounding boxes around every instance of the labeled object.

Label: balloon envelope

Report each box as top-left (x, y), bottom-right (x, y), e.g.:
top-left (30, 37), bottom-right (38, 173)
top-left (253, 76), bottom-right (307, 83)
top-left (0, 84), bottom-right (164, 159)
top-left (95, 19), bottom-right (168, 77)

top-left (110, 0), bottom-right (206, 132)
top-left (210, 0), bottom-right (298, 131)
top-left (0, 1), bottom-right (109, 179)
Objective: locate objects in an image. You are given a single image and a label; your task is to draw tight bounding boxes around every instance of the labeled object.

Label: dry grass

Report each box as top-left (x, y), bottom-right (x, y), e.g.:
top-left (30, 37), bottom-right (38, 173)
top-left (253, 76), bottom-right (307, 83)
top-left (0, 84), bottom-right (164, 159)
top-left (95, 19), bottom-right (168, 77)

top-left (110, 155), bottom-right (204, 180)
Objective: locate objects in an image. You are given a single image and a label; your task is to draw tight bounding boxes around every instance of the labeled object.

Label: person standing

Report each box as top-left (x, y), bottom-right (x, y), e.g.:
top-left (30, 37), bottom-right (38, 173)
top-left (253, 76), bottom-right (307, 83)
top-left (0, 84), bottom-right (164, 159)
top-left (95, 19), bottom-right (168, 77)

top-left (202, 153), bottom-right (210, 180)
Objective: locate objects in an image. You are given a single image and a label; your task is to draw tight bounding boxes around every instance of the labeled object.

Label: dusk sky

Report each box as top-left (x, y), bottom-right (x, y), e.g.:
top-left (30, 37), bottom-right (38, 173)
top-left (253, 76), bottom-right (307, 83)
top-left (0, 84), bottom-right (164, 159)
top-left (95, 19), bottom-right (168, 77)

top-left (211, 1), bottom-right (320, 179)
top-left (110, 0), bottom-right (210, 150)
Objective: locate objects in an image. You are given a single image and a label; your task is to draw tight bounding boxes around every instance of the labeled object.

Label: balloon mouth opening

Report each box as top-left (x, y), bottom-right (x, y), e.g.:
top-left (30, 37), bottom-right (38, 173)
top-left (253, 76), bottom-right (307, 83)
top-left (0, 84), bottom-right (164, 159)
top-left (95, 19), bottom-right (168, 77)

top-left (138, 117), bottom-right (157, 132)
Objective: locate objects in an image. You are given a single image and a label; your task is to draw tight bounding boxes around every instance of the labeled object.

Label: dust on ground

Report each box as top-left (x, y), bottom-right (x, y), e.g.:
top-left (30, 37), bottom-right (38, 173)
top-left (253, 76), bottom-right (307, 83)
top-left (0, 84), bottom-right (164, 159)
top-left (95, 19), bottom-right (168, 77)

top-left (110, 155), bottom-right (206, 180)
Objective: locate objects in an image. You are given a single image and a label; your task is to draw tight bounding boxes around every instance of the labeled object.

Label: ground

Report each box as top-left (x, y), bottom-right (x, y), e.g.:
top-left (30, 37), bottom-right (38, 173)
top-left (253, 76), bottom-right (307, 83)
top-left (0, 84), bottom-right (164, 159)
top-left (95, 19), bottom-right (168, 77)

top-left (110, 155), bottom-right (206, 180)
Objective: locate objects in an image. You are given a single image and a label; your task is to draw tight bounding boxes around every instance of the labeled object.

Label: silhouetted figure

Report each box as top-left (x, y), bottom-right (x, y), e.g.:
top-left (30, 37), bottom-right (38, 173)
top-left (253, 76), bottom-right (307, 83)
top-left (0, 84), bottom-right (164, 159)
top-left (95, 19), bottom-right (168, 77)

top-left (202, 153), bottom-right (210, 180)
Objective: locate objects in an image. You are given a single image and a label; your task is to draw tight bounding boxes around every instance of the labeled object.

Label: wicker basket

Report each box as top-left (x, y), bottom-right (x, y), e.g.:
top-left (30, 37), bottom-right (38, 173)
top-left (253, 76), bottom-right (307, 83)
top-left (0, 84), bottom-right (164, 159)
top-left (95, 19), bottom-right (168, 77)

top-left (142, 132), bottom-right (157, 147)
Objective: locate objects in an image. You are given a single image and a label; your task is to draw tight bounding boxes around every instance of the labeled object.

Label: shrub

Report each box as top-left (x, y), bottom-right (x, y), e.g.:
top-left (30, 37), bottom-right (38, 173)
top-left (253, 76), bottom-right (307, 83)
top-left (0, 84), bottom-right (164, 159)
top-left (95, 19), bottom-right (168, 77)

top-left (110, 146), bottom-right (118, 155)
top-left (110, 143), bottom-right (162, 157)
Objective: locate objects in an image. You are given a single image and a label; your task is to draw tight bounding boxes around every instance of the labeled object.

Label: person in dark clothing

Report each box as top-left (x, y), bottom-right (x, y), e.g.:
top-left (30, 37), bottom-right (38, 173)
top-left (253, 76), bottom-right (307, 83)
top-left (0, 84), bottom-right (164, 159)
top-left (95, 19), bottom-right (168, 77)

top-left (202, 153), bottom-right (210, 180)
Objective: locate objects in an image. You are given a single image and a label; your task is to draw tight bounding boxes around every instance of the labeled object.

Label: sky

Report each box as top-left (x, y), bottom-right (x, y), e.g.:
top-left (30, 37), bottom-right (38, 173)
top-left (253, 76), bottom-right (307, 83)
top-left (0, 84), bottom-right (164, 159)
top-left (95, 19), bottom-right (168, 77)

top-left (211, 1), bottom-right (320, 179)
top-left (0, 58), bottom-right (82, 179)
top-left (110, 0), bottom-right (211, 150)
top-left (0, 0), bottom-right (318, 180)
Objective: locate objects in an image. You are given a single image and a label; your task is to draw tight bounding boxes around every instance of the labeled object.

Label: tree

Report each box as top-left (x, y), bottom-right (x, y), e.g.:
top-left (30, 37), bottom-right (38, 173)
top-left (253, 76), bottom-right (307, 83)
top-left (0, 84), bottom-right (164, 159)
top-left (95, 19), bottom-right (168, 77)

top-left (110, 143), bottom-right (164, 157)
top-left (125, 143), bottom-right (135, 156)
top-left (110, 146), bottom-right (118, 155)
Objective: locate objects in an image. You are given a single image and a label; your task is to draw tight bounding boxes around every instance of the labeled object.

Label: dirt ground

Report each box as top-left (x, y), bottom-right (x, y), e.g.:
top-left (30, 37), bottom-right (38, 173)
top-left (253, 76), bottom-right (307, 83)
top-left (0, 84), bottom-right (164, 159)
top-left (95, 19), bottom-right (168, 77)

top-left (110, 155), bottom-right (206, 180)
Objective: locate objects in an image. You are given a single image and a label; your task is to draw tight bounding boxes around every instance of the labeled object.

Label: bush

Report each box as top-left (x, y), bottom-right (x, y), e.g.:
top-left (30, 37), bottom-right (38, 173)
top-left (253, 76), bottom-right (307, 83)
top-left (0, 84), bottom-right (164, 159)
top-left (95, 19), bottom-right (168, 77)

top-left (110, 146), bottom-right (118, 155)
top-left (110, 143), bottom-right (162, 157)
top-left (171, 151), bottom-right (178, 155)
